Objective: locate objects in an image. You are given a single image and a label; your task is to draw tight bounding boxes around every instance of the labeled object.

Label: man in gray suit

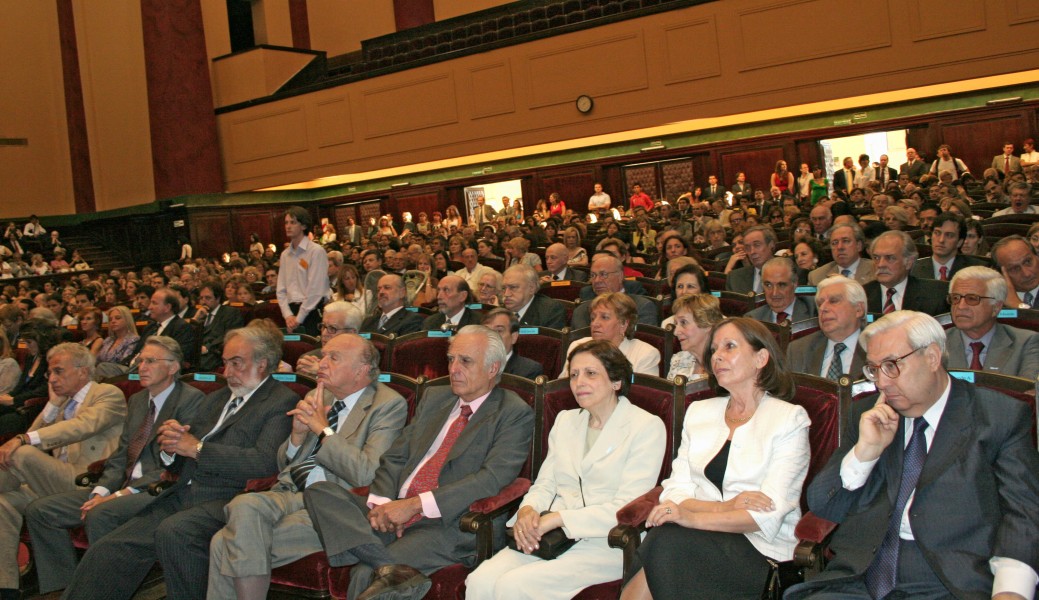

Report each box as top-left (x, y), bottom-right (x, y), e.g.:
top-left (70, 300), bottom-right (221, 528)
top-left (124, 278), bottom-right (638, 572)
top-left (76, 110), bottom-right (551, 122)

top-left (208, 334), bottom-right (408, 599)
top-left (571, 253), bottom-right (657, 328)
top-left (945, 266), bottom-right (1039, 380)
top-left (0, 344), bottom-right (126, 600)
top-left (786, 276), bottom-right (867, 379)
top-left (25, 337), bottom-right (204, 595)
top-left (62, 325), bottom-right (298, 600)
top-left (303, 326), bottom-right (534, 600)
top-left (786, 311), bottom-right (1039, 599)
top-left (726, 226), bottom-right (777, 294)
top-left (809, 224), bottom-right (876, 286)
top-left (745, 258), bottom-right (816, 324)
top-left (422, 276), bottom-right (481, 332)
top-left (992, 142), bottom-right (1022, 177)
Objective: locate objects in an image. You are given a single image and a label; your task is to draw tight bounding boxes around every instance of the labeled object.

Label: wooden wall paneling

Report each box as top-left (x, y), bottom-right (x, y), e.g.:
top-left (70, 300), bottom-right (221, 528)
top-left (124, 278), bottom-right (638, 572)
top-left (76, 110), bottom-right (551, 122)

top-left (905, 124), bottom-right (939, 163)
top-left (332, 205), bottom-right (357, 233)
top-left (538, 169), bottom-right (596, 216)
top-left (937, 114), bottom-right (1032, 177)
top-left (357, 202), bottom-right (383, 231)
top-left (518, 176), bottom-right (537, 220)
top-left (190, 210), bottom-right (234, 261)
top-left (235, 209), bottom-right (276, 251)
top-left (393, 190), bottom-right (442, 225)
top-left (718, 146), bottom-right (785, 198)
top-left (795, 139), bottom-right (823, 172)
top-left (660, 158), bottom-right (695, 202)
top-left (622, 164), bottom-right (659, 204)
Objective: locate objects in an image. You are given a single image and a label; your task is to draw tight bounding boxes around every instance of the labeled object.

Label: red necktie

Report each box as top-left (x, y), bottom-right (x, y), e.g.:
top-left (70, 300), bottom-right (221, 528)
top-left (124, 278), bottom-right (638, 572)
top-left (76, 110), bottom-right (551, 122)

top-left (938, 266), bottom-right (948, 281)
top-left (402, 403), bottom-right (473, 526)
top-left (883, 288), bottom-right (897, 314)
top-left (775, 311), bottom-right (788, 324)
top-left (969, 342), bottom-right (984, 370)
top-left (1005, 156), bottom-right (1011, 174)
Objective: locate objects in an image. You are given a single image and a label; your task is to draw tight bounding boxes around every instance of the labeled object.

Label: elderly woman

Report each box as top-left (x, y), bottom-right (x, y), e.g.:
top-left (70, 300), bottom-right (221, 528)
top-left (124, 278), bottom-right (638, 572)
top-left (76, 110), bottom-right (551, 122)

top-left (667, 294), bottom-right (724, 381)
top-left (96, 305), bottom-right (140, 367)
top-left (661, 263), bottom-right (709, 329)
top-left (621, 317), bottom-right (809, 600)
top-left (507, 237), bottom-right (542, 270)
top-left (0, 325), bottom-right (20, 396)
top-left (78, 307), bottom-right (104, 356)
top-left (792, 239), bottom-right (823, 272)
top-left (477, 270), bottom-right (503, 306)
top-left (882, 205), bottom-right (911, 231)
top-left (0, 318), bottom-right (62, 435)
top-left (467, 340), bottom-right (666, 600)
top-left (561, 293), bottom-right (660, 376)
top-left (562, 227), bottom-right (588, 266)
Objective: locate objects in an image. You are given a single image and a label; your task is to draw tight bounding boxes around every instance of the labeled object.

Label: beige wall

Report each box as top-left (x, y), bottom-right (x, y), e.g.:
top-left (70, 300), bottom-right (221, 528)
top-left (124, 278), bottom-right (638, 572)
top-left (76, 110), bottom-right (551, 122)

top-left (434, 0), bottom-right (512, 21)
top-left (217, 0), bottom-right (1039, 192)
top-left (308, 0), bottom-right (396, 56)
top-left (73, 0), bottom-right (155, 212)
top-left (252, 0), bottom-right (294, 46)
top-left (0, 1), bottom-right (75, 217)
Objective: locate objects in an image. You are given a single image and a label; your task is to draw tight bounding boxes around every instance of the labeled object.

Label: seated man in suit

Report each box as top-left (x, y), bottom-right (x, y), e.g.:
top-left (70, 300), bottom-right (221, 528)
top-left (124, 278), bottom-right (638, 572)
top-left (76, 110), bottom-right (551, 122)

top-left (912, 213), bottom-right (987, 281)
top-left (786, 275), bottom-right (867, 379)
top-left (0, 343), bottom-right (126, 600)
top-left (296, 301), bottom-right (363, 377)
top-left (745, 257), bottom-right (816, 324)
top-left (482, 308), bottom-right (543, 380)
top-left (726, 225), bottom-right (777, 294)
top-left (24, 337), bottom-right (205, 596)
top-left (360, 274), bottom-right (424, 337)
top-left (133, 287), bottom-right (198, 368)
top-left (992, 235), bottom-right (1039, 309)
top-left (208, 334), bottom-right (408, 599)
top-left (61, 325), bottom-right (298, 600)
top-left (865, 231), bottom-right (950, 316)
top-left (540, 243), bottom-right (588, 283)
top-left (945, 266), bottom-right (1039, 380)
top-left (195, 280), bottom-right (245, 372)
top-left (785, 311), bottom-right (1039, 600)
top-left (422, 276), bottom-right (480, 332)
top-left (302, 326), bottom-right (535, 600)
top-left (502, 265), bottom-right (567, 330)
top-left (453, 247), bottom-right (493, 291)
top-left (572, 253), bottom-right (657, 329)
top-left (809, 223), bottom-right (875, 286)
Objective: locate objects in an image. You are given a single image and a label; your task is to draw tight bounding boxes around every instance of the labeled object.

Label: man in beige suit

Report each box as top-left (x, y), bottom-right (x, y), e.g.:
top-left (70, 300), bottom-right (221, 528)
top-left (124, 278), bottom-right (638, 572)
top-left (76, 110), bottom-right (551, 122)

top-left (207, 333), bottom-right (408, 599)
top-left (0, 343), bottom-right (125, 599)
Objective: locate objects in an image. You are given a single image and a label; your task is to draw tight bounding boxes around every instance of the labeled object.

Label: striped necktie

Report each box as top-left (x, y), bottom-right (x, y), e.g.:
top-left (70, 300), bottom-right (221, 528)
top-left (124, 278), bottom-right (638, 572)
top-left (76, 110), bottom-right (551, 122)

top-left (883, 288), bottom-right (897, 314)
top-left (826, 343), bottom-right (846, 381)
top-left (289, 399), bottom-right (347, 490)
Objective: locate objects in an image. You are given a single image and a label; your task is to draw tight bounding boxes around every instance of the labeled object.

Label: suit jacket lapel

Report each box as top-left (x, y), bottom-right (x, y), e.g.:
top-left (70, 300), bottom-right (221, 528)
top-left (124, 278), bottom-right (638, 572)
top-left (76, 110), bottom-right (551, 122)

top-left (209, 377), bottom-right (273, 438)
top-left (580, 398), bottom-right (633, 470)
top-left (983, 324), bottom-right (1012, 370)
top-left (447, 388), bottom-right (501, 462)
top-left (807, 333), bottom-right (827, 375)
top-left (916, 380), bottom-right (972, 489)
top-left (337, 385), bottom-right (375, 441)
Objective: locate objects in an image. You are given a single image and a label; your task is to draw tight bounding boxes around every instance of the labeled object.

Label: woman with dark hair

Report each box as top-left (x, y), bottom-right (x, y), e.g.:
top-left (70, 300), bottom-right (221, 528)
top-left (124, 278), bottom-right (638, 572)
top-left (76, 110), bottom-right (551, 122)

top-left (543, 221), bottom-right (560, 244)
top-left (791, 217), bottom-right (813, 245)
top-left (792, 239), bottom-right (823, 272)
top-left (467, 340), bottom-right (665, 600)
top-left (560, 293), bottom-right (660, 376)
top-left (661, 262), bottom-right (709, 329)
top-left (249, 233), bottom-right (264, 256)
top-left (431, 250), bottom-right (451, 280)
top-left (534, 199), bottom-right (551, 222)
top-left (809, 168), bottom-right (829, 205)
top-left (78, 307), bottom-right (104, 356)
top-left (654, 234), bottom-right (691, 279)
top-left (549, 193), bottom-right (566, 217)
top-left (621, 317), bottom-right (810, 600)
top-left (631, 217), bottom-right (657, 255)
top-left (961, 220), bottom-right (989, 257)
top-left (770, 160), bottom-right (795, 195)
top-left (0, 325), bottom-right (20, 396)
top-left (0, 318), bottom-right (62, 434)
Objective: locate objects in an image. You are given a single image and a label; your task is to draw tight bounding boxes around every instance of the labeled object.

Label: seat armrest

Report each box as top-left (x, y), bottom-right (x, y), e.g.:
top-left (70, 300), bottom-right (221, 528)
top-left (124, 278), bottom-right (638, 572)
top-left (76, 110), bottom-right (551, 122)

top-left (75, 459), bottom-right (108, 487)
top-left (458, 478), bottom-right (532, 565)
top-left (467, 478), bottom-right (531, 516)
top-left (16, 396), bottom-right (47, 417)
top-left (243, 474), bottom-right (279, 493)
top-left (609, 486), bottom-right (663, 584)
top-left (793, 512), bottom-right (838, 573)
top-left (148, 471), bottom-right (178, 496)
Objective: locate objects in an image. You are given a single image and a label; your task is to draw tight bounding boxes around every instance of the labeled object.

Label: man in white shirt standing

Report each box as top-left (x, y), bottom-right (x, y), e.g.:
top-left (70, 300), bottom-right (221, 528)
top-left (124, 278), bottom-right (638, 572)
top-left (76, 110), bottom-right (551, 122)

top-left (277, 206), bottom-right (329, 336)
top-left (1020, 138), bottom-right (1039, 169)
top-left (587, 183), bottom-right (611, 213)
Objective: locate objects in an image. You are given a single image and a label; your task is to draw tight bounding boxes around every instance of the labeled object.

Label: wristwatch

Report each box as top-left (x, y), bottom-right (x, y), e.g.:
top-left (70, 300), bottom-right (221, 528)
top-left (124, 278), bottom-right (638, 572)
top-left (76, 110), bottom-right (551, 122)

top-left (317, 427), bottom-right (335, 443)
top-left (16, 434), bottom-right (29, 446)
top-left (195, 441), bottom-right (204, 459)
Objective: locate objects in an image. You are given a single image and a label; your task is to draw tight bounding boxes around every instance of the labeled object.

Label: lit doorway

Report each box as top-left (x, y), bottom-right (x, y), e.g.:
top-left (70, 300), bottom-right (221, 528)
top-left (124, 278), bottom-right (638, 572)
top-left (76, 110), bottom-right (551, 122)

top-left (819, 130), bottom-right (907, 192)
top-left (463, 179), bottom-right (523, 222)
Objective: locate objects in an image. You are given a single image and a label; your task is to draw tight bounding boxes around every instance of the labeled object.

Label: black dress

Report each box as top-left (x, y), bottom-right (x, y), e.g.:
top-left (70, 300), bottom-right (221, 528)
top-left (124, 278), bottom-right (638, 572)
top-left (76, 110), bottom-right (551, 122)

top-left (0, 356), bottom-right (49, 435)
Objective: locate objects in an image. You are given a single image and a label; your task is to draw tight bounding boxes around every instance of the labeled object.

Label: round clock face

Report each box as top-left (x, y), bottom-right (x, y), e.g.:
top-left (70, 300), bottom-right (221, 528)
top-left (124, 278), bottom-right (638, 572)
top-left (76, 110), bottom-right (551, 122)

top-left (576, 95), bottom-right (593, 113)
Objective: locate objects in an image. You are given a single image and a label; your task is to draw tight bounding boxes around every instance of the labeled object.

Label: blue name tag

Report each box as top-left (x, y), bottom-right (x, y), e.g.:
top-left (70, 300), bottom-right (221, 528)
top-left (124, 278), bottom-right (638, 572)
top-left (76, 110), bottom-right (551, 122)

top-left (518, 327), bottom-right (539, 335)
top-left (359, 333), bottom-right (371, 339)
top-left (194, 373), bottom-right (217, 382)
top-left (998, 309), bottom-right (1019, 318)
top-left (796, 286), bottom-right (817, 294)
top-left (129, 374), bottom-right (140, 381)
top-left (710, 291), bottom-right (721, 297)
top-left (866, 314), bottom-right (875, 323)
top-left (467, 304), bottom-right (483, 309)
top-left (378, 373), bottom-right (391, 382)
top-left (950, 371), bottom-right (975, 383)
top-left (283, 334), bottom-right (301, 341)
top-left (405, 307), bottom-right (419, 312)
top-left (272, 373), bottom-right (297, 382)
top-left (427, 330), bottom-right (451, 337)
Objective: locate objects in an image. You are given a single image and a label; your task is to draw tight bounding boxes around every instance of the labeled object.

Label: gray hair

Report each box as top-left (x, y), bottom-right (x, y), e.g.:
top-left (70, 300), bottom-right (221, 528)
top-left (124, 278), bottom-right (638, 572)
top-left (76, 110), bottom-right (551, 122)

top-left (48, 342), bottom-right (96, 379)
top-left (143, 335), bottom-right (184, 371)
top-left (949, 266), bottom-right (1007, 304)
top-left (816, 275), bottom-right (868, 310)
top-left (762, 256), bottom-right (797, 284)
top-left (827, 223), bottom-right (867, 246)
top-left (991, 235), bottom-right (1035, 268)
top-left (860, 310), bottom-right (946, 355)
top-left (356, 335), bottom-right (381, 383)
top-left (743, 225), bottom-right (777, 248)
top-left (323, 301), bottom-right (363, 332)
top-left (455, 324), bottom-right (507, 378)
top-left (225, 325), bottom-right (282, 376)
top-left (504, 264), bottom-right (538, 290)
top-left (1008, 181), bottom-right (1031, 195)
top-left (327, 251), bottom-right (344, 266)
top-left (869, 230), bottom-right (918, 262)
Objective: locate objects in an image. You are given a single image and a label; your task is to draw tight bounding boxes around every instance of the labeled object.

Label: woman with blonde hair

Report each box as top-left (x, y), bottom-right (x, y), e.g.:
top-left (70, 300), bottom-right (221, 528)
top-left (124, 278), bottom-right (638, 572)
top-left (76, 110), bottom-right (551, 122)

top-left (563, 227), bottom-right (588, 266)
top-left (0, 325), bottom-right (21, 396)
top-left (96, 305), bottom-right (140, 366)
top-left (667, 294), bottom-right (724, 380)
top-left (444, 205), bottom-right (463, 230)
top-left (560, 293), bottom-right (659, 376)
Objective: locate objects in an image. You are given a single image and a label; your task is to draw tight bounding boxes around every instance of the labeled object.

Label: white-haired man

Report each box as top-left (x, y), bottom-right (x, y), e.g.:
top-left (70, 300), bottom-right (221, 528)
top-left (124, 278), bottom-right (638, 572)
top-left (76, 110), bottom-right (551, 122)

top-left (785, 276), bottom-right (867, 379)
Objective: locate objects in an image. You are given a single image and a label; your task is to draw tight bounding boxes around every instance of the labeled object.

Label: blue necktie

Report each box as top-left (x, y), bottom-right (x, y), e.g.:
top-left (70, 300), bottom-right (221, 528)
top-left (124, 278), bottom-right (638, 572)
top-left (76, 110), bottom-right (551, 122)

top-left (289, 400), bottom-right (346, 490)
top-left (865, 417), bottom-right (929, 599)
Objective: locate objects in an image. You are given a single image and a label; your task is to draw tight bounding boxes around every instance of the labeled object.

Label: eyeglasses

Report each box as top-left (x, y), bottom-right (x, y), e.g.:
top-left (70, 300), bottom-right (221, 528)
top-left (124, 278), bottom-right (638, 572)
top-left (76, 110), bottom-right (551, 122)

top-left (862, 347), bottom-right (923, 381)
top-left (320, 324), bottom-right (353, 334)
top-left (139, 357), bottom-right (176, 366)
top-left (589, 270), bottom-right (621, 280)
top-left (947, 293), bottom-right (996, 306)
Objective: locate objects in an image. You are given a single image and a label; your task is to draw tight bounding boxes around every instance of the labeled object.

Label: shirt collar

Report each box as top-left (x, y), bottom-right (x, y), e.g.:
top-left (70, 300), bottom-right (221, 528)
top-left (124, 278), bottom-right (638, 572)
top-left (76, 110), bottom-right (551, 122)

top-left (150, 381), bottom-right (177, 414)
top-left (70, 381), bottom-right (93, 405)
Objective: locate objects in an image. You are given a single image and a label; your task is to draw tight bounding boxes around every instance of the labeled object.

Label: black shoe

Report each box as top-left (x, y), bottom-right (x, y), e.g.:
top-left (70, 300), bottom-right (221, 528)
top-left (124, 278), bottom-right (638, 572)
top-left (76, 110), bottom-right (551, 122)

top-left (356, 564), bottom-right (432, 600)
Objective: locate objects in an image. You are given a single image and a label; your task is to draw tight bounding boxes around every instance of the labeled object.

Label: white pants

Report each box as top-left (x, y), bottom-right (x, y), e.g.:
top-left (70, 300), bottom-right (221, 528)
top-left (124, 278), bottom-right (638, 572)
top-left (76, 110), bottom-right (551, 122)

top-left (465, 539), bottom-right (621, 600)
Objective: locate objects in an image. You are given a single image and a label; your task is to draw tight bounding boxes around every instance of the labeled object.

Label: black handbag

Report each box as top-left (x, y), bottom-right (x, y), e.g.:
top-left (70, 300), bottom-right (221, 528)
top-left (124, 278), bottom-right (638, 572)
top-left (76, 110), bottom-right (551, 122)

top-left (761, 558), bottom-right (804, 600)
top-left (506, 479), bottom-right (584, 560)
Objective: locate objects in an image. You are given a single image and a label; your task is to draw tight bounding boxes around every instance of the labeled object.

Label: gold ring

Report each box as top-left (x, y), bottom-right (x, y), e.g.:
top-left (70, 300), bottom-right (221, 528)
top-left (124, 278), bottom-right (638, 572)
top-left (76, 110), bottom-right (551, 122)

top-left (665, 507), bottom-right (672, 514)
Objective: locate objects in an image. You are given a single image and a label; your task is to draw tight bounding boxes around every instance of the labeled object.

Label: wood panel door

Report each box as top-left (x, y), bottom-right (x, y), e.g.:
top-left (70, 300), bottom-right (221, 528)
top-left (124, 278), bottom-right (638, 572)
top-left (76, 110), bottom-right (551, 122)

top-left (938, 114), bottom-right (1032, 177)
top-left (393, 191), bottom-right (441, 227)
top-left (539, 169), bottom-right (595, 216)
top-left (190, 211), bottom-right (233, 261)
top-left (719, 146), bottom-right (785, 198)
top-left (236, 209), bottom-right (276, 252)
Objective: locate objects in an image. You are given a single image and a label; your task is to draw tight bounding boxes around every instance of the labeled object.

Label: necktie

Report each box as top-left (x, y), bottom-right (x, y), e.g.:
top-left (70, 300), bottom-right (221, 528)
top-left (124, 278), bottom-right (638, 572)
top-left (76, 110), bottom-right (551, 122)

top-left (378, 313), bottom-right (389, 330)
top-left (938, 266), bottom-right (948, 281)
top-left (826, 342), bottom-right (846, 381)
top-left (865, 418), bottom-right (929, 599)
top-left (553, 274), bottom-right (560, 281)
top-left (63, 398), bottom-right (79, 421)
top-left (402, 403), bottom-right (473, 527)
top-left (969, 341), bottom-right (984, 370)
top-left (1025, 291), bottom-right (1035, 308)
top-left (125, 399), bottom-right (156, 483)
top-left (775, 311), bottom-right (788, 324)
top-left (883, 288), bottom-right (897, 314)
top-left (841, 269), bottom-right (852, 278)
top-left (1005, 156), bottom-right (1011, 174)
top-left (204, 311), bottom-right (214, 328)
top-left (290, 399), bottom-right (347, 490)
top-left (754, 269), bottom-right (762, 294)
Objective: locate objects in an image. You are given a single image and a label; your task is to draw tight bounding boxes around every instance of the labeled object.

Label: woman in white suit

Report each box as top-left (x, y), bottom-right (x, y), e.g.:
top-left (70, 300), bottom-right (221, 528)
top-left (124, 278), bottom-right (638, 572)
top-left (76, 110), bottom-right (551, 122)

top-left (621, 317), bottom-right (810, 600)
top-left (466, 340), bottom-right (666, 600)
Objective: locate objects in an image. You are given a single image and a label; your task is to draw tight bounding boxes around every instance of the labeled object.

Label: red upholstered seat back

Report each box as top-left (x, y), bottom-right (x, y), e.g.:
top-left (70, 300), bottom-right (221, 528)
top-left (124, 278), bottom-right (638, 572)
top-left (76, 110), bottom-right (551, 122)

top-left (281, 334), bottom-right (319, 368)
top-left (389, 333), bottom-right (451, 380)
top-left (790, 382), bottom-right (842, 488)
top-left (513, 327), bottom-right (564, 376)
top-left (180, 372), bottom-right (228, 396)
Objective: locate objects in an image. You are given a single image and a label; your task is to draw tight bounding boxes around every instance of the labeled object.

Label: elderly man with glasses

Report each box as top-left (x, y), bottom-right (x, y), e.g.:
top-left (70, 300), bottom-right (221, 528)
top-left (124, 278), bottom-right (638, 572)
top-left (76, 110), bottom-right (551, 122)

top-left (570, 253), bottom-right (657, 329)
top-left (296, 301), bottom-right (364, 377)
top-left (786, 310), bottom-right (1039, 600)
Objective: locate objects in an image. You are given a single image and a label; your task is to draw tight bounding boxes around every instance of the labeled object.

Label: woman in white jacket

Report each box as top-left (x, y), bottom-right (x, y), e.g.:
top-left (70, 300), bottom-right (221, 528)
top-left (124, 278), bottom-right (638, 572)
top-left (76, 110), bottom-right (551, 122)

top-left (466, 340), bottom-right (666, 600)
top-left (621, 317), bottom-right (810, 600)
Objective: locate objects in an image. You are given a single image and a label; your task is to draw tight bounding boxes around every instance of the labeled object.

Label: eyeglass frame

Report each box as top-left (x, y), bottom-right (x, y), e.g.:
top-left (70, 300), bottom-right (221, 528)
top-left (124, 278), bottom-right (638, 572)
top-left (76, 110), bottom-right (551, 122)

top-left (320, 323), bottom-right (355, 334)
top-left (947, 293), bottom-right (997, 306)
top-left (588, 270), bottom-right (622, 280)
top-left (862, 346), bottom-right (924, 381)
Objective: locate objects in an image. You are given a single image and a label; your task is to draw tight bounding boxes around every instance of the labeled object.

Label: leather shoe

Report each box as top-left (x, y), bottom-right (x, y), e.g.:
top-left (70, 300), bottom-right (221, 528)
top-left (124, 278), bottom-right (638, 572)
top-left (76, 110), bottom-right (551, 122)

top-left (357, 564), bottom-right (432, 600)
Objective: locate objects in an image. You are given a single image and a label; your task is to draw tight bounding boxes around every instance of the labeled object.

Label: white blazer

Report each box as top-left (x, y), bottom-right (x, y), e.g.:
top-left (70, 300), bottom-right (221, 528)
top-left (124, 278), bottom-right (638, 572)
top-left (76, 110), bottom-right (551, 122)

top-left (560, 337), bottom-right (660, 378)
top-left (661, 395), bottom-right (810, 560)
top-left (512, 397), bottom-right (666, 548)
